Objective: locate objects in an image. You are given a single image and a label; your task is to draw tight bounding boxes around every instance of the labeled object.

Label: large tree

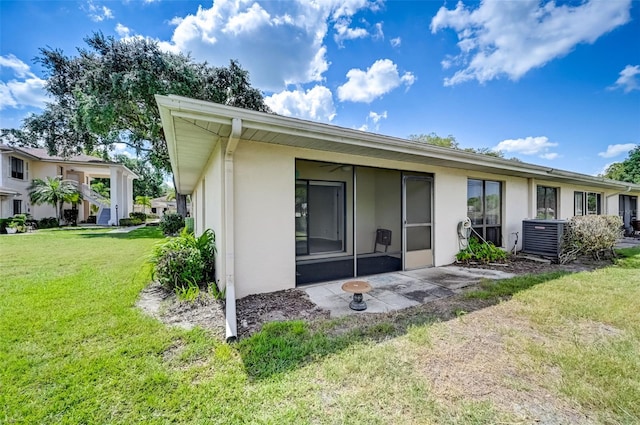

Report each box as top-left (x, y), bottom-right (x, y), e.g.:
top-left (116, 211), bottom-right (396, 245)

top-left (2, 32), bottom-right (269, 216)
top-left (113, 154), bottom-right (165, 199)
top-left (603, 146), bottom-right (640, 184)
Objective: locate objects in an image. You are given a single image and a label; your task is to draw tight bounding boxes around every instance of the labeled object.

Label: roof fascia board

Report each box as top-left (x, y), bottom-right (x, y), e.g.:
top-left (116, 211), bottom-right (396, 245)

top-left (157, 94), bottom-right (182, 191)
top-left (158, 95), bottom-right (640, 192)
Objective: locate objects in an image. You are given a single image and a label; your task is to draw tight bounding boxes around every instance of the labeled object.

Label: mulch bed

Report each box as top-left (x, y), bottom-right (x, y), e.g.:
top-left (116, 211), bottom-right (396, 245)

top-left (138, 254), bottom-right (617, 341)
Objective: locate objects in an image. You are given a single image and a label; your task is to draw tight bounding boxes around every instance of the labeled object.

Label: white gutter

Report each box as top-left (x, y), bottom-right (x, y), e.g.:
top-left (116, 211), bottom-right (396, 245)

top-left (224, 117), bottom-right (242, 342)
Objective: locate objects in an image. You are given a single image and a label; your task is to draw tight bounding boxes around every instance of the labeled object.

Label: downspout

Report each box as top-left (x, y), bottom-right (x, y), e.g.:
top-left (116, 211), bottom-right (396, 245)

top-left (224, 117), bottom-right (242, 342)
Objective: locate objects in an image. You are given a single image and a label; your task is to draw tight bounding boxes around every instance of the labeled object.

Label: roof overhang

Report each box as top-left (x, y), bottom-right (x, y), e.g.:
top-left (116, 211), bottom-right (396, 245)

top-left (156, 94), bottom-right (640, 195)
top-left (0, 186), bottom-right (19, 196)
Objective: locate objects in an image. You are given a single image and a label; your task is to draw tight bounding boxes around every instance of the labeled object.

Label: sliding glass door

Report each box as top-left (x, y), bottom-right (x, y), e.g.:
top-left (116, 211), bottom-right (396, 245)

top-left (295, 180), bottom-right (346, 256)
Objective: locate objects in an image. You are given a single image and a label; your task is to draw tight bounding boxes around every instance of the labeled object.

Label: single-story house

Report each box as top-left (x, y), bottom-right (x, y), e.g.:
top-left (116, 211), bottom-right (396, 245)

top-left (0, 144), bottom-right (138, 225)
top-left (156, 94), bottom-right (640, 340)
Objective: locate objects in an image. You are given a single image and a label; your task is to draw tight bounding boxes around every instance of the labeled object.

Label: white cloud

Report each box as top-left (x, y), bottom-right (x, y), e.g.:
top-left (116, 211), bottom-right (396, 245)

top-left (337, 59), bottom-right (415, 103)
top-left (115, 23), bottom-right (131, 37)
top-left (334, 17), bottom-right (369, 46)
top-left (158, 0), bottom-right (380, 91)
top-left (0, 55), bottom-right (49, 111)
top-left (369, 110), bottom-right (387, 123)
top-left (598, 143), bottom-right (637, 158)
top-left (494, 136), bottom-right (558, 158)
top-left (0, 54), bottom-right (31, 78)
top-left (373, 22), bottom-right (384, 40)
top-left (112, 142), bottom-right (134, 158)
top-left (264, 85), bottom-right (336, 121)
top-left (609, 65), bottom-right (640, 93)
top-left (359, 110), bottom-right (388, 132)
top-left (85, 1), bottom-right (114, 22)
top-left (431, 0), bottom-right (632, 86)
top-left (539, 152), bottom-right (559, 160)
top-left (390, 37), bottom-right (401, 47)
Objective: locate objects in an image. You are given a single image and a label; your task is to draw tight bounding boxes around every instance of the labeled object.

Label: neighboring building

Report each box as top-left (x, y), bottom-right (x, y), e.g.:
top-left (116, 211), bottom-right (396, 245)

top-left (0, 144), bottom-right (138, 225)
top-left (133, 195), bottom-right (192, 216)
top-left (156, 95), bottom-right (640, 339)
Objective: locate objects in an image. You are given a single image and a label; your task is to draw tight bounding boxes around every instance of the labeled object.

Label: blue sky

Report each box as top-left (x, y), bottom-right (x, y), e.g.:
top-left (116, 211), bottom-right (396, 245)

top-left (1, 0), bottom-right (639, 176)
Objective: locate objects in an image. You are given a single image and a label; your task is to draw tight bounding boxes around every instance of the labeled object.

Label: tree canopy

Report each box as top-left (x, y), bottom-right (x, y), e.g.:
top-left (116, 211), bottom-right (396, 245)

top-left (602, 146), bottom-right (640, 184)
top-left (113, 154), bottom-right (165, 199)
top-left (408, 132), bottom-right (506, 158)
top-left (2, 32), bottom-right (270, 215)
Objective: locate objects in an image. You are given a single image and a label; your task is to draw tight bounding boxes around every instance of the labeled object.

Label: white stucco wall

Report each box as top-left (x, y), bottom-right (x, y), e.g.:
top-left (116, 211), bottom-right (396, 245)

top-left (192, 139), bottom-right (638, 298)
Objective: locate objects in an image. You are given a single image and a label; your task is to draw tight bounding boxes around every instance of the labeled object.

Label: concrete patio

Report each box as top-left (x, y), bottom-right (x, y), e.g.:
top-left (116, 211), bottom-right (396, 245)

top-left (303, 236), bottom-right (640, 317)
top-left (303, 266), bottom-right (515, 318)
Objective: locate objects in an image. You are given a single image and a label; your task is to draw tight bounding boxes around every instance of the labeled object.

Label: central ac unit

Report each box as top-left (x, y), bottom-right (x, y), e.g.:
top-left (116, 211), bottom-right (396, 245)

top-left (522, 219), bottom-right (567, 259)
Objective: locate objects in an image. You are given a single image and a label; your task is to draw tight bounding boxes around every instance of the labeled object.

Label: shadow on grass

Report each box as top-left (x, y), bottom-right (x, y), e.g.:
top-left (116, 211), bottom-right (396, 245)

top-left (236, 271), bottom-right (571, 380)
top-left (78, 226), bottom-right (164, 239)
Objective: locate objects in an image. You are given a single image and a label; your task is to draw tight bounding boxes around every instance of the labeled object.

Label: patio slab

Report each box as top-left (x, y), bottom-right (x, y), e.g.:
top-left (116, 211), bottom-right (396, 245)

top-left (302, 266), bottom-right (515, 318)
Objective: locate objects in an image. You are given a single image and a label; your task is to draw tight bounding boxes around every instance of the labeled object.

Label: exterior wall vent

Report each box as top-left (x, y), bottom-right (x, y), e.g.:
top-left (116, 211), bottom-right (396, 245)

top-left (521, 219), bottom-right (567, 259)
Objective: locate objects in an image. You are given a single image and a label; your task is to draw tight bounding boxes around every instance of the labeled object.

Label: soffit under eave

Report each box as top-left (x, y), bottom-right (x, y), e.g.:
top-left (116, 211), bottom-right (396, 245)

top-left (170, 116), bottom-right (222, 194)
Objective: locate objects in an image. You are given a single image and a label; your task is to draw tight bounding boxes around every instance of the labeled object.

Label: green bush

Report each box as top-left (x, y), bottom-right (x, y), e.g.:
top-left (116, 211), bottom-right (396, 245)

top-left (150, 229), bottom-right (217, 292)
top-left (10, 214), bottom-right (26, 226)
top-left (38, 217), bottom-right (59, 229)
top-left (159, 213), bottom-right (184, 236)
top-left (0, 218), bottom-right (9, 234)
top-left (560, 215), bottom-right (623, 263)
top-left (119, 218), bottom-right (143, 227)
top-left (456, 237), bottom-right (508, 264)
top-left (129, 212), bottom-right (147, 221)
top-left (153, 247), bottom-right (203, 291)
top-left (185, 217), bottom-right (194, 233)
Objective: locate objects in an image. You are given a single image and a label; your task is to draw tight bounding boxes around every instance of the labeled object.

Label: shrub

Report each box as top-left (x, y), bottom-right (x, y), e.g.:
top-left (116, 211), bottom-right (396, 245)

top-left (151, 229), bottom-right (217, 292)
top-left (0, 218), bottom-right (9, 234)
top-left (38, 217), bottom-right (59, 229)
top-left (185, 217), bottom-right (194, 233)
top-left (86, 215), bottom-right (97, 224)
top-left (153, 246), bottom-right (203, 291)
top-left (11, 214), bottom-right (26, 226)
top-left (119, 218), bottom-right (143, 226)
top-left (456, 236), bottom-right (508, 264)
top-left (130, 212), bottom-right (147, 221)
top-left (159, 213), bottom-right (184, 236)
top-left (560, 215), bottom-right (623, 264)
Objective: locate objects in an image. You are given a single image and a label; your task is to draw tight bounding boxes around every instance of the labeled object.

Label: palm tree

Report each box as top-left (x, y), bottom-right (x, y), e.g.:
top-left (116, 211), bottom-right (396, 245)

top-left (135, 195), bottom-right (152, 214)
top-left (28, 176), bottom-right (81, 223)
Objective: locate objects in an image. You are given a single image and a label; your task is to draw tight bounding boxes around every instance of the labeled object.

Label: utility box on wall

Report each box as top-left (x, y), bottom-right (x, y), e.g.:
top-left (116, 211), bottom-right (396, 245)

top-left (522, 219), bottom-right (567, 259)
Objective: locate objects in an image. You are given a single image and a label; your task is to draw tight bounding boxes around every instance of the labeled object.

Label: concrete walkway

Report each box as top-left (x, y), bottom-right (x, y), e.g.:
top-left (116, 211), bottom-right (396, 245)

top-left (303, 266), bottom-right (515, 318)
top-left (107, 224), bottom-right (148, 233)
top-left (616, 236), bottom-right (640, 249)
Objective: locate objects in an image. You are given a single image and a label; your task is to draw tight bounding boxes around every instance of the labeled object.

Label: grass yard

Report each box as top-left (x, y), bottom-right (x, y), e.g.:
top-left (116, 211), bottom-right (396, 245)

top-left (1, 228), bottom-right (639, 424)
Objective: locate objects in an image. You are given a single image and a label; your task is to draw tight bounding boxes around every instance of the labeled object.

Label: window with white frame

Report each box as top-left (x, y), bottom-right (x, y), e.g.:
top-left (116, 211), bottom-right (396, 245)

top-left (574, 191), bottom-right (602, 215)
top-left (10, 157), bottom-right (25, 180)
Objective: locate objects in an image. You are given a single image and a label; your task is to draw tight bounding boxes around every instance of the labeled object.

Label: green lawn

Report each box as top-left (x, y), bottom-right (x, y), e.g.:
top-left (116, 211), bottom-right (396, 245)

top-left (1, 229), bottom-right (639, 424)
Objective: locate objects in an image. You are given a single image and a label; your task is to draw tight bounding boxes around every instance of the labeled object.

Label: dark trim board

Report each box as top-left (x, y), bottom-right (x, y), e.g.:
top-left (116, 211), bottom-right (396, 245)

top-left (296, 255), bottom-right (402, 285)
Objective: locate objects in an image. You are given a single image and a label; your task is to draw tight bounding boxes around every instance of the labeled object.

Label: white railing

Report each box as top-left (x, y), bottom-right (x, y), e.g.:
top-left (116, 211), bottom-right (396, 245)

top-left (74, 182), bottom-right (110, 208)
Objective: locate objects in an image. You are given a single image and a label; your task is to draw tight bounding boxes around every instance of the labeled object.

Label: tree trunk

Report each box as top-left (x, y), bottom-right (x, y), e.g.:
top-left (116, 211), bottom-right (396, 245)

top-left (176, 193), bottom-right (187, 218)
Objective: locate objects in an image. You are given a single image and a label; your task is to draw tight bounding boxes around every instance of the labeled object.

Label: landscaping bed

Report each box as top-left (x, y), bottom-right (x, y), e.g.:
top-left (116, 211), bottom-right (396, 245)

top-left (138, 254), bottom-right (616, 341)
